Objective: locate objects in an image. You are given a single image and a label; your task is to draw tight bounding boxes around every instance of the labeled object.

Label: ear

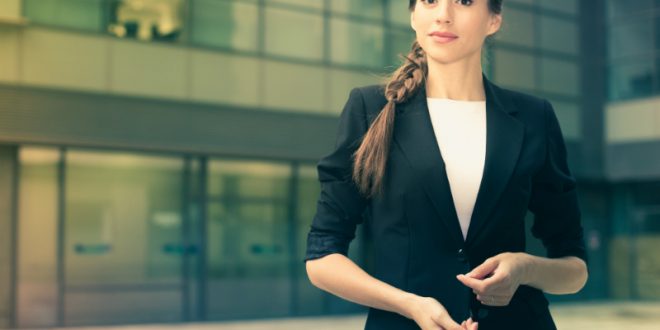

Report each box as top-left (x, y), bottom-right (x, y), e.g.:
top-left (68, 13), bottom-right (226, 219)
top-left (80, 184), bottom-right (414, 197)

top-left (410, 12), bottom-right (416, 31)
top-left (486, 13), bottom-right (502, 36)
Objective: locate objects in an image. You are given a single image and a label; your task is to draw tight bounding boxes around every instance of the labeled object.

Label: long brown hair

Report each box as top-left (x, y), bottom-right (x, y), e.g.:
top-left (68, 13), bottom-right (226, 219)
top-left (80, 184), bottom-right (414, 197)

top-left (352, 0), bottom-right (504, 199)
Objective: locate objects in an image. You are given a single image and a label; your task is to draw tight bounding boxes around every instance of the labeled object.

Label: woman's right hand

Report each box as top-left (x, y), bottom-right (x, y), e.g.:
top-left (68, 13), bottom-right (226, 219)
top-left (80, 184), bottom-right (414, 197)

top-left (406, 295), bottom-right (478, 330)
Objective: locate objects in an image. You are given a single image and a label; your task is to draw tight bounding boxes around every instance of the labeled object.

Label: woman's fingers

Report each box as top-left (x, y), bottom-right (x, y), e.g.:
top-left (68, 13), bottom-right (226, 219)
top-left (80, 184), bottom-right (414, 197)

top-left (475, 293), bottom-right (511, 306)
top-left (466, 317), bottom-right (478, 330)
top-left (432, 313), bottom-right (463, 330)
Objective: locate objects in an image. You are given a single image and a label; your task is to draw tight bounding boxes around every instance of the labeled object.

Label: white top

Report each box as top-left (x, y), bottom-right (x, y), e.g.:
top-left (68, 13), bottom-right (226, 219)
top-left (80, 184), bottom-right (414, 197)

top-left (426, 97), bottom-right (487, 241)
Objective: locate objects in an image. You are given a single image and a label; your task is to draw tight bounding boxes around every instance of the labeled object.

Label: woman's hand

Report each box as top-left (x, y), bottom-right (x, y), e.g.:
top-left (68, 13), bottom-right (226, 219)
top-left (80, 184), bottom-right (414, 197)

top-left (406, 295), bottom-right (478, 330)
top-left (456, 252), bottom-right (531, 306)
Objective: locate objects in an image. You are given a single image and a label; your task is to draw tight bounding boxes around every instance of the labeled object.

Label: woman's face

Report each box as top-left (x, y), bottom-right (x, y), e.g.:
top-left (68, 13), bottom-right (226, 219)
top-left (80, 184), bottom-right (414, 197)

top-left (410, 0), bottom-right (501, 65)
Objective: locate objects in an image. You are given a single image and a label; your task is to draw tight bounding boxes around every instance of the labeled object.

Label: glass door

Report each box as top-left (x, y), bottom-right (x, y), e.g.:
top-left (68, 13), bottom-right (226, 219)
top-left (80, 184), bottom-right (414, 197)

top-left (63, 150), bottom-right (187, 326)
top-left (204, 159), bottom-right (293, 320)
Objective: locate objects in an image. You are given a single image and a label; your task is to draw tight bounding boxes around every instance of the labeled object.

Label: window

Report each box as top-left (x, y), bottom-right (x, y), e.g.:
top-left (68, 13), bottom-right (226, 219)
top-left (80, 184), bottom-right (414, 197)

top-left (609, 61), bottom-right (655, 100)
top-left (538, 0), bottom-right (579, 15)
top-left (330, 0), bottom-right (385, 20)
top-left (540, 16), bottom-right (579, 55)
top-left (540, 57), bottom-right (580, 96)
top-left (24, 0), bottom-right (104, 31)
top-left (330, 18), bottom-right (385, 67)
top-left (608, 18), bottom-right (654, 61)
top-left (493, 49), bottom-right (536, 91)
top-left (494, 8), bottom-right (534, 48)
top-left (190, 0), bottom-right (259, 51)
top-left (388, 0), bottom-right (411, 27)
top-left (265, 6), bottom-right (324, 60)
top-left (266, 0), bottom-right (324, 10)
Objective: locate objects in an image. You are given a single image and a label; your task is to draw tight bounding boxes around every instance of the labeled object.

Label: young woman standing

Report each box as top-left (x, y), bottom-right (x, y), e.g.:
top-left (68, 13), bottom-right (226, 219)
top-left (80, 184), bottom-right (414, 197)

top-left (305, 1), bottom-right (589, 329)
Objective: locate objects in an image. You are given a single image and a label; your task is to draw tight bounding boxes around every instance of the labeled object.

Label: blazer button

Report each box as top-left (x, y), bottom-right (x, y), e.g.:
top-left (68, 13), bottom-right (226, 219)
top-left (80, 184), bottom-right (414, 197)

top-left (457, 248), bottom-right (467, 263)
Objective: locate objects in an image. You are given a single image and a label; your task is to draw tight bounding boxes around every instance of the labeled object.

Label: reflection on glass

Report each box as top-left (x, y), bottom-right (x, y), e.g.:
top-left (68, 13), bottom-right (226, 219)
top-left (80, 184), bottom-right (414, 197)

top-left (331, 18), bottom-right (384, 67)
top-left (107, 0), bottom-right (185, 41)
top-left (206, 160), bottom-right (292, 319)
top-left (24, 0), bottom-right (104, 31)
top-left (265, 7), bottom-right (324, 60)
top-left (191, 0), bottom-right (258, 51)
top-left (16, 147), bottom-right (60, 328)
top-left (64, 150), bottom-right (184, 325)
top-left (609, 62), bottom-right (654, 100)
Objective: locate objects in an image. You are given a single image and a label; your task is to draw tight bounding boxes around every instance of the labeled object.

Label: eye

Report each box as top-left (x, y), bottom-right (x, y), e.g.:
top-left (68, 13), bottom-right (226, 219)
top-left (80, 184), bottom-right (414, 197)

top-left (456, 0), bottom-right (474, 5)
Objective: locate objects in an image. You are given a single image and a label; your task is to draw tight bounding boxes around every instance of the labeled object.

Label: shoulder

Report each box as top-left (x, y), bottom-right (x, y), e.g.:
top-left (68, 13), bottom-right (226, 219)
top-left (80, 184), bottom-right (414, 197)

top-left (495, 84), bottom-right (549, 113)
top-left (349, 84), bottom-right (389, 117)
top-left (492, 84), bottom-right (556, 131)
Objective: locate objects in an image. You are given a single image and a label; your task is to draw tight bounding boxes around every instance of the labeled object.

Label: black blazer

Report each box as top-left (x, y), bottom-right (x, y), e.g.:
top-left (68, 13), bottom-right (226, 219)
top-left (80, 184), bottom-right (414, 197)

top-left (304, 72), bottom-right (588, 330)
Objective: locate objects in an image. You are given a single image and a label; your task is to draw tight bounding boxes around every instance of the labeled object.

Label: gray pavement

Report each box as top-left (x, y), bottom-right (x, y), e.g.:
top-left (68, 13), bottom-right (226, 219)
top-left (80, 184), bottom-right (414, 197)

top-left (26, 301), bottom-right (660, 330)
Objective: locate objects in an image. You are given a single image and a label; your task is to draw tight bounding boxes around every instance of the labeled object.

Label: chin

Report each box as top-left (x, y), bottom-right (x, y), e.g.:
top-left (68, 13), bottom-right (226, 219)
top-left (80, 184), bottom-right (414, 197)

top-left (425, 52), bottom-right (461, 65)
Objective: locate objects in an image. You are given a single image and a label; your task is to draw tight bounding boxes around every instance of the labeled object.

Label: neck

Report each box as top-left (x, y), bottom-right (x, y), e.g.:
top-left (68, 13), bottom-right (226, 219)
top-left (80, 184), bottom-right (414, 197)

top-left (424, 55), bottom-right (486, 101)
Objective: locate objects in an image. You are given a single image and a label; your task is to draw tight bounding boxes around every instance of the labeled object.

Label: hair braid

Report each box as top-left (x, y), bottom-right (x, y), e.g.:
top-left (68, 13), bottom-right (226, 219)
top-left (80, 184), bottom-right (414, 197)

top-left (352, 40), bottom-right (428, 199)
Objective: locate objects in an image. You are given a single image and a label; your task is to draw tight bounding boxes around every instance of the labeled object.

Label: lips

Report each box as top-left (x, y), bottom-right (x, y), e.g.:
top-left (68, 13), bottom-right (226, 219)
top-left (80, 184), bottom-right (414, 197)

top-left (429, 31), bottom-right (458, 38)
top-left (429, 31), bottom-right (458, 44)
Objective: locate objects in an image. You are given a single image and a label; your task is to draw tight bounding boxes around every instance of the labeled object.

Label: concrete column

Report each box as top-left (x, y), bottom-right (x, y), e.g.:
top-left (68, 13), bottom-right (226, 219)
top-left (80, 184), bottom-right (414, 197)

top-left (0, 146), bottom-right (18, 328)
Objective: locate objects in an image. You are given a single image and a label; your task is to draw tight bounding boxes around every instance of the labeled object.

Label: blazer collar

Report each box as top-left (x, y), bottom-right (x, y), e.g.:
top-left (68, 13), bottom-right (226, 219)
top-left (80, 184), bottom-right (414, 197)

top-left (392, 72), bottom-right (525, 249)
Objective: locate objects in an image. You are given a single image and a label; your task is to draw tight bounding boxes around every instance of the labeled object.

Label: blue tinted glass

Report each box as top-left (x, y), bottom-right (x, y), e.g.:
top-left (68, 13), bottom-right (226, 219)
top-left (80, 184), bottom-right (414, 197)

top-left (609, 62), bottom-right (655, 100)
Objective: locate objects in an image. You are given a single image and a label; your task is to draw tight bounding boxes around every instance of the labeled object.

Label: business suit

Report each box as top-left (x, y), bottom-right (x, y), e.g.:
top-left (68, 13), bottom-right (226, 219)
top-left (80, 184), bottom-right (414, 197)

top-left (304, 72), bottom-right (588, 330)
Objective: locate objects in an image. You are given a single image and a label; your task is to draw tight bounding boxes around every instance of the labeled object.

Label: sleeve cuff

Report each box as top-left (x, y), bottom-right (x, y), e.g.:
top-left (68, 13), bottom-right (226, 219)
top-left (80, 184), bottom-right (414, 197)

top-left (303, 231), bottom-right (351, 263)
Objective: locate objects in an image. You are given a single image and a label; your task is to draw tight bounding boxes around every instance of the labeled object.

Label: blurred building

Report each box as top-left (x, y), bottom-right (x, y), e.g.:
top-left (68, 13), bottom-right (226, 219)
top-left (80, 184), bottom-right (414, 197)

top-left (0, 0), bottom-right (658, 328)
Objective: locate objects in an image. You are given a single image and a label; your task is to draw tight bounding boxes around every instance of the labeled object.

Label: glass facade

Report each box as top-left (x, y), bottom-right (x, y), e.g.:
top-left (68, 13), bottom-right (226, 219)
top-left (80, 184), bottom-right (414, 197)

top-left (492, 0), bottom-right (582, 140)
top-left (609, 183), bottom-right (660, 300)
top-left (607, 0), bottom-right (660, 100)
top-left (190, 0), bottom-right (259, 51)
top-left (13, 146), bottom-right (365, 327)
top-left (21, 0), bottom-right (415, 70)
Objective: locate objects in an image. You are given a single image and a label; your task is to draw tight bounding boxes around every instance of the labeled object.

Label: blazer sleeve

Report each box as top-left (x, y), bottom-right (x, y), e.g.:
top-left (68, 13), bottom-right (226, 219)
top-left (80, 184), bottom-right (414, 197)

top-left (528, 99), bottom-right (589, 266)
top-left (303, 87), bottom-right (370, 262)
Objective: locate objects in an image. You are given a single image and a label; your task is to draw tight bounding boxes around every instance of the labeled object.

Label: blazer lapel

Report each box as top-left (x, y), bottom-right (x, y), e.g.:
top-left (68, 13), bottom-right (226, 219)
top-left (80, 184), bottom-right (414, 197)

top-left (392, 73), bottom-right (525, 249)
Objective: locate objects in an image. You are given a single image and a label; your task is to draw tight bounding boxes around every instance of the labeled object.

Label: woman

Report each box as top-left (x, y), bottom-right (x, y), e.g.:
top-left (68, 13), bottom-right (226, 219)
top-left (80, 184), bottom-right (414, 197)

top-left (304, 1), bottom-right (589, 329)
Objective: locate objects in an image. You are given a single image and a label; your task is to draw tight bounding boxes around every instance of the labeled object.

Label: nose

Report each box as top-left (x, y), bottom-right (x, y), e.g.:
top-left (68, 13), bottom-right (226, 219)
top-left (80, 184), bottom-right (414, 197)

top-left (434, 0), bottom-right (454, 24)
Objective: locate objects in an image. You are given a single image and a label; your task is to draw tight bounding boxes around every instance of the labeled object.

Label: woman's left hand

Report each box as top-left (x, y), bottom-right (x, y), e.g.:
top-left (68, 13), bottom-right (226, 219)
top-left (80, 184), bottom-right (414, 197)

top-left (455, 252), bottom-right (532, 307)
